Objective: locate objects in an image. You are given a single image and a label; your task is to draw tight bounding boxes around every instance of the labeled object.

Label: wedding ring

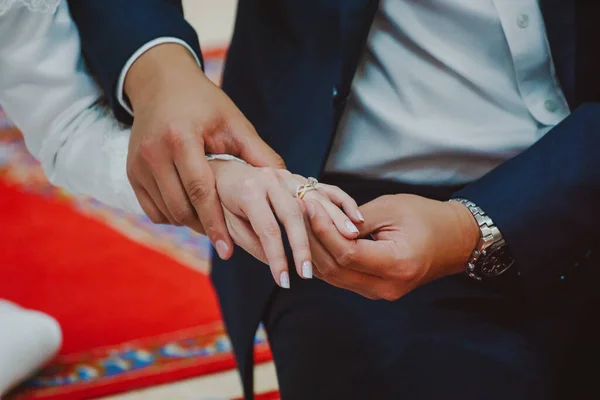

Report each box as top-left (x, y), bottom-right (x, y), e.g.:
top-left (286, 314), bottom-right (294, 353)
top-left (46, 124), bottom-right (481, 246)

top-left (295, 177), bottom-right (319, 200)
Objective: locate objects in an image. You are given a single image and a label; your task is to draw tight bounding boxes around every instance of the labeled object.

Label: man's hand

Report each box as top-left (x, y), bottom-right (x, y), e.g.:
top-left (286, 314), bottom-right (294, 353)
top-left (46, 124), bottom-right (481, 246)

top-left (124, 43), bottom-right (284, 259)
top-left (305, 194), bottom-right (480, 300)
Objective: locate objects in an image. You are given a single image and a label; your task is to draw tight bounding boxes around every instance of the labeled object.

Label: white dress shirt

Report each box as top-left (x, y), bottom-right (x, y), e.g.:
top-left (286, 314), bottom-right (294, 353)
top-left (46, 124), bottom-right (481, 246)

top-left (324, 0), bottom-right (570, 184)
top-left (0, 1), bottom-right (143, 214)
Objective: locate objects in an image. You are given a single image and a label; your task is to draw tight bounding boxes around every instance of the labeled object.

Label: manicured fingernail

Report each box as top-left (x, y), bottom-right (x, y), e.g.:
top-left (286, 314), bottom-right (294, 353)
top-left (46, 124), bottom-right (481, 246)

top-left (280, 271), bottom-right (290, 289)
top-left (306, 201), bottom-right (316, 218)
top-left (215, 240), bottom-right (229, 259)
top-left (301, 260), bottom-right (313, 279)
top-left (356, 210), bottom-right (365, 222)
top-left (346, 220), bottom-right (359, 234)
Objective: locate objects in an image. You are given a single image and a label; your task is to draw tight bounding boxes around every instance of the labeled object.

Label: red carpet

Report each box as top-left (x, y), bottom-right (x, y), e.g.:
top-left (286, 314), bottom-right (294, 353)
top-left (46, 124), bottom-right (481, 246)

top-left (0, 49), bottom-right (272, 400)
top-left (0, 179), bottom-right (271, 399)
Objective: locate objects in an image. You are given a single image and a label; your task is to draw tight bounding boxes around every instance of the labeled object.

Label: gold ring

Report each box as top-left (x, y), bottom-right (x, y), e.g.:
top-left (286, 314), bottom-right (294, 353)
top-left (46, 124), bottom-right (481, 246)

top-left (296, 177), bottom-right (319, 200)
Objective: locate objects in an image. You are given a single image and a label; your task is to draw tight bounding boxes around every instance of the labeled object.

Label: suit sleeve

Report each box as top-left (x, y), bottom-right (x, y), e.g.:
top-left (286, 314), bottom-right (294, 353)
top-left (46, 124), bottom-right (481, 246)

top-left (67, 0), bottom-right (203, 124)
top-left (454, 103), bottom-right (600, 299)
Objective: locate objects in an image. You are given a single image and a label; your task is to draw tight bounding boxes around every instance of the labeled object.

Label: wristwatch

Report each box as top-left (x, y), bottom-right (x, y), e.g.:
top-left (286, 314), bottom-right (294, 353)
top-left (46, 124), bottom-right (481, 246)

top-left (450, 198), bottom-right (515, 281)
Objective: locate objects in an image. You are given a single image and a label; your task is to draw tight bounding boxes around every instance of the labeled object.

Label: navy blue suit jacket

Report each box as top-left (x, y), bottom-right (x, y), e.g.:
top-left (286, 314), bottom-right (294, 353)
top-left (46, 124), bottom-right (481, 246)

top-left (69, 0), bottom-right (599, 395)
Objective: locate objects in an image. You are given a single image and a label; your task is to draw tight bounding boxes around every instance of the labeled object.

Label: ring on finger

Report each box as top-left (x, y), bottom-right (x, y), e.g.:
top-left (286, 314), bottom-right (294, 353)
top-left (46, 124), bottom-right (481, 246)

top-left (295, 177), bottom-right (319, 200)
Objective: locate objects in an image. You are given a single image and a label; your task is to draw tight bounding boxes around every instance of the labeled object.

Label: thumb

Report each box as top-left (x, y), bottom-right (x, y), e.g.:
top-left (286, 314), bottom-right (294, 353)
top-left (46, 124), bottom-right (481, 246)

top-left (356, 198), bottom-right (389, 239)
top-left (239, 134), bottom-right (285, 169)
top-left (233, 121), bottom-right (285, 169)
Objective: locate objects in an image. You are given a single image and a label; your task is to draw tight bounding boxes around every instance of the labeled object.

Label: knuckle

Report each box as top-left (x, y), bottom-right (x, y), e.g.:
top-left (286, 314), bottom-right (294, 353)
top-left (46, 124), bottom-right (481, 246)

top-left (277, 169), bottom-right (293, 179)
top-left (312, 222), bottom-right (329, 236)
top-left (170, 205), bottom-right (195, 225)
top-left (200, 115), bottom-right (230, 141)
top-left (260, 223), bottom-right (282, 239)
top-left (138, 138), bottom-right (159, 164)
top-left (163, 125), bottom-right (187, 151)
top-left (392, 258), bottom-right (420, 283)
top-left (186, 180), bottom-right (212, 204)
top-left (241, 178), bottom-right (259, 192)
top-left (147, 211), bottom-right (168, 224)
top-left (240, 181), bottom-right (261, 203)
top-left (259, 167), bottom-right (278, 180)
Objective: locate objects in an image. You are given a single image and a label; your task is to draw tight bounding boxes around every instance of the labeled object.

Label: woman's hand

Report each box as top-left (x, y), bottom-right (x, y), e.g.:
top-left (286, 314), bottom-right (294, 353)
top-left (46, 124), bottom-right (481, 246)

top-left (210, 160), bottom-right (364, 288)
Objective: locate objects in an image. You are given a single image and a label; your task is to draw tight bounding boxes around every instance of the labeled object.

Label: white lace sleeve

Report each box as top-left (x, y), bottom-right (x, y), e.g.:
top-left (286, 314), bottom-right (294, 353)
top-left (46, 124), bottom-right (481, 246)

top-left (0, 0), bottom-right (60, 16)
top-left (0, 2), bottom-right (144, 214)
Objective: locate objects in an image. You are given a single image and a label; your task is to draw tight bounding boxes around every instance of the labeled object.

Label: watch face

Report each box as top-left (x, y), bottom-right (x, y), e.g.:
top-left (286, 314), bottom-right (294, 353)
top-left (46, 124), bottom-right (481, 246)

top-left (480, 245), bottom-right (515, 277)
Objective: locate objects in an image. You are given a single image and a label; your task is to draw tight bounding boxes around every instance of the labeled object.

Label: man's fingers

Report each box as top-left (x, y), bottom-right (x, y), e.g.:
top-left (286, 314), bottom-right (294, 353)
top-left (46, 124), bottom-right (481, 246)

top-left (242, 193), bottom-right (290, 288)
top-left (173, 137), bottom-right (233, 260)
top-left (223, 208), bottom-right (268, 264)
top-left (133, 168), bottom-right (179, 225)
top-left (130, 176), bottom-right (170, 224)
top-left (306, 222), bottom-right (383, 299)
top-left (151, 161), bottom-right (205, 232)
top-left (307, 199), bottom-right (398, 276)
top-left (268, 186), bottom-right (313, 279)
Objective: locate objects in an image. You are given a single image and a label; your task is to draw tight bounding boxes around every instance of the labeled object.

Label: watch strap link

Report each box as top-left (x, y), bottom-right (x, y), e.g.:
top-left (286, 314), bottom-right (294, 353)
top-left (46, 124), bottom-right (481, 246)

top-left (450, 198), bottom-right (504, 281)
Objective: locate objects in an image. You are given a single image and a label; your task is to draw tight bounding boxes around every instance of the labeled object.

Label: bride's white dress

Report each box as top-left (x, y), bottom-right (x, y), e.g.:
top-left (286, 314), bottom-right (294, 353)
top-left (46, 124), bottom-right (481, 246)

top-left (0, 0), bottom-right (143, 214)
top-left (0, 0), bottom-right (144, 394)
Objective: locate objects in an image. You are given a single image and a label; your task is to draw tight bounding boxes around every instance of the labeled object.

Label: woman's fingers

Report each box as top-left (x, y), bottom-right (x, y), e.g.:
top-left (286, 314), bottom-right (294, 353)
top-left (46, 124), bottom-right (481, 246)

top-left (304, 190), bottom-right (360, 239)
top-left (240, 189), bottom-right (290, 288)
top-left (268, 185), bottom-right (313, 280)
top-left (315, 183), bottom-right (364, 224)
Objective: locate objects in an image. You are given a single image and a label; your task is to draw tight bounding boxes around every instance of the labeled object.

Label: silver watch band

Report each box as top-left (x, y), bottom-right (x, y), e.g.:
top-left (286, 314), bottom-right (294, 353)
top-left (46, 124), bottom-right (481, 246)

top-left (450, 198), bottom-right (504, 281)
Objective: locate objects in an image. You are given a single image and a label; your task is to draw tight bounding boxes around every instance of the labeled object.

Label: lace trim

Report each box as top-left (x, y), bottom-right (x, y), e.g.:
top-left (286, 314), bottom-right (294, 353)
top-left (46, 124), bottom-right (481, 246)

top-left (0, 0), bottom-right (61, 16)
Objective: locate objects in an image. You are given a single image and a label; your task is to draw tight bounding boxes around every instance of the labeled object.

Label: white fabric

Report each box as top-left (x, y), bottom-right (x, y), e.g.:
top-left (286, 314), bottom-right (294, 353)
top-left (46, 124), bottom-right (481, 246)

top-left (117, 37), bottom-right (203, 116)
top-left (0, 1), bottom-right (144, 214)
top-left (325, 0), bottom-right (570, 185)
top-left (0, 300), bottom-right (62, 395)
top-left (0, 0), bottom-right (60, 16)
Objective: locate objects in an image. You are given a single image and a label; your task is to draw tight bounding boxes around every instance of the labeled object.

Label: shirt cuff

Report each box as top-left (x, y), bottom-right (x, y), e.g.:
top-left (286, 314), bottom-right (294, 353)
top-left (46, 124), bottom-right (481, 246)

top-left (116, 37), bottom-right (203, 116)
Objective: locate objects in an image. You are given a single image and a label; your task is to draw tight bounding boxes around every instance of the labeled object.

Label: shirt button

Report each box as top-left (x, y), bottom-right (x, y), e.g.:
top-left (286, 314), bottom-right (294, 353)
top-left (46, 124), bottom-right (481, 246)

top-left (516, 14), bottom-right (530, 28)
top-left (332, 86), bottom-right (340, 99)
top-left (544, 99), bottom-right (558, 113)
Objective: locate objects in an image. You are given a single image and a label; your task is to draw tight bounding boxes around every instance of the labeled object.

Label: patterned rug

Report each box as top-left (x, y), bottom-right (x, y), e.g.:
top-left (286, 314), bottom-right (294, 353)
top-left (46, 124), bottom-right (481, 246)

top-left (0, 50), bottom-right (272, 400)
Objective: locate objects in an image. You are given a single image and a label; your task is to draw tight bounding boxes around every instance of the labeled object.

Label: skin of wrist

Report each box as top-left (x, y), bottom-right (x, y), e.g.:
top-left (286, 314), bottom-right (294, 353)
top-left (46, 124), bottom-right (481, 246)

top-left (440, 200), bottom-right (481, 275)
top-left (124, 43), bottom-right (205, 111)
